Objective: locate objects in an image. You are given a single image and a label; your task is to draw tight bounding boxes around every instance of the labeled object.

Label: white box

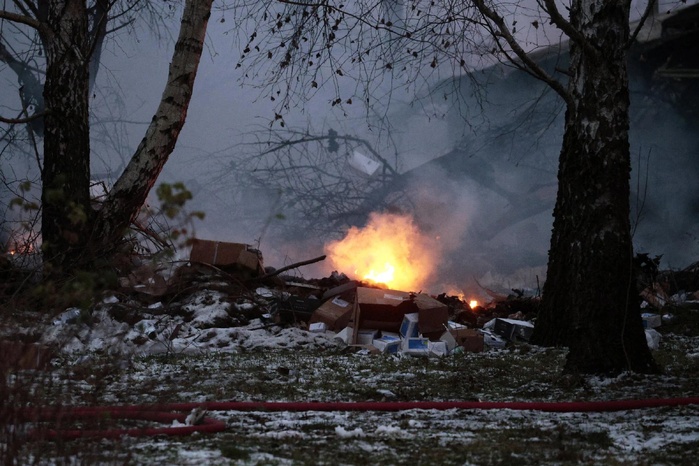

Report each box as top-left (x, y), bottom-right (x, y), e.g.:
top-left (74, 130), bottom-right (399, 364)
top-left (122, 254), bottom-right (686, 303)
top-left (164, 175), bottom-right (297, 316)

top-left (480, 329), bottom-right (506, 348)
top-left (334, 327), bottom-right (353, 345)
top-left (357, 329), bottom-right (379, 345)
top-left (439, 331), bottom-right (458, 352)
top-left (428, 341), bottom-right (449, 357)
top-left (380, 331), bottom-right (401, 341)
top-left (401, 337), bottom-right (430, 356)
top-left (399, 313), bottom-right (420, 339)
top-left (372, 337), bottom-right (401, 354)
top-left (493, 318), bottom-right (534, 342)
top-left (349, 150), bottom-right (381, 176)
top-left (309, 322), bottom-right (327, 333)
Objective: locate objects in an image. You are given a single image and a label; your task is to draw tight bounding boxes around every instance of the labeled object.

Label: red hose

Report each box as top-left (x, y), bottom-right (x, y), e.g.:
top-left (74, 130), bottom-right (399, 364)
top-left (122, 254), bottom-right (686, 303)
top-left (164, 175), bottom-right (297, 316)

top-left (21, 406), bottom-right (226, 441)
top-left (19, 398), bottom-right (699, 441)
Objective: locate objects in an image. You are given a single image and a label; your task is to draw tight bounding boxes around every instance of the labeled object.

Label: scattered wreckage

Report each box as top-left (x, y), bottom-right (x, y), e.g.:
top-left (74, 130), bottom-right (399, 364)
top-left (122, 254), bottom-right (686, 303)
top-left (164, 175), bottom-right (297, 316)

top-left (3, 239), bottom-right (696, 371)
top-left (111, 238), bottom-right (544, 357)
top-left (112, 238), bottom-right (681, 357)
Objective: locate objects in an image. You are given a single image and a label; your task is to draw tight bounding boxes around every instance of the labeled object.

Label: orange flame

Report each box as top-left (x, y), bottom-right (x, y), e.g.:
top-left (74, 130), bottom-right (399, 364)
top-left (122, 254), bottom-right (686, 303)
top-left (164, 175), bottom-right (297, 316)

top-left (324, 212), bottom-right (437, 291)
top-left (445, 287), bottom-right (479, 309)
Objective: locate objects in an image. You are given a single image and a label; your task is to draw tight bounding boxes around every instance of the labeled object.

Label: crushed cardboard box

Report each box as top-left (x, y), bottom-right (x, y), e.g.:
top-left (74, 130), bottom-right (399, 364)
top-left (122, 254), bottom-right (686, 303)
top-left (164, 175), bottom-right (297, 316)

top-left (448, 328), bottom-right (484, 353)
top-left (309, 295), bottom-right (354, 331)
top-left (350, 287), bottom-right (449, 343)
top-left (190, 239), bottom-right (264, 276)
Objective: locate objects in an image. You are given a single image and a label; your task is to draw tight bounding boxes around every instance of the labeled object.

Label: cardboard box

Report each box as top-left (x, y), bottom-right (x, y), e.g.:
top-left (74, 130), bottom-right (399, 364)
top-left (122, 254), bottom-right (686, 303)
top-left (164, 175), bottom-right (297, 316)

top-left (399, 313), bottom-right (420, 339)
top-left (190, 239), bottom-right (263, 274)
top-left (418, 305), bottom-right (449, 337)
top-left (493, 318), bottom-right (534, 342)
top-left (352, 287), bottom-right (448, 336)
top-left (0, 341), bottom-right (54, 371)
top-left (321, 280), bottom-right (360, 301)
top-left (641, 313), bottom-right (661, 329)
top-left (449, 328), bottom-right (484, 353)
top-left (310, 296), bottom-right (354, 331)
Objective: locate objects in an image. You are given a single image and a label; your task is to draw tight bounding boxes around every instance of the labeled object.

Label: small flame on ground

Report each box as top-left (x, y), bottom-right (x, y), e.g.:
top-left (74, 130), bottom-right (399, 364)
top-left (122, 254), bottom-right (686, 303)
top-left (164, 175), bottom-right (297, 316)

top-left (446, 287), bottom-right (479, 309)
top-left (324, 212), bottom-right (437, 291)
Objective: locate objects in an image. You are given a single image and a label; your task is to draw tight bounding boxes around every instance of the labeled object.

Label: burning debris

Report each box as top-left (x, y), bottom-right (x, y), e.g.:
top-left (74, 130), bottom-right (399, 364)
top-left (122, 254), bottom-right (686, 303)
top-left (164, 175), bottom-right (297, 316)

top-left (6, 232), bottom-right (699, 364)
top-left (324, 212), bottom-right (439, 291)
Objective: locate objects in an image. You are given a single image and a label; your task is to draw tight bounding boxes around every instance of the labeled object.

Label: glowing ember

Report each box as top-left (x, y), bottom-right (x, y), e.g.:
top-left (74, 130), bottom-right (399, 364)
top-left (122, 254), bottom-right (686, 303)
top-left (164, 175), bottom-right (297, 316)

top-left (469, 300), bottom-right (479, 309)
top-left (324, 212), bottom-right (437, 291)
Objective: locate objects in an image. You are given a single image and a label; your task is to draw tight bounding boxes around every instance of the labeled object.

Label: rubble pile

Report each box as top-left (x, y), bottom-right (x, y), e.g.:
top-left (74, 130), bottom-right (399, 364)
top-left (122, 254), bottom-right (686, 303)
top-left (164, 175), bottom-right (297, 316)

top-left (70, 239), bottom-right (546, 357)
top-left (4, 239), bottom-right (699, 361)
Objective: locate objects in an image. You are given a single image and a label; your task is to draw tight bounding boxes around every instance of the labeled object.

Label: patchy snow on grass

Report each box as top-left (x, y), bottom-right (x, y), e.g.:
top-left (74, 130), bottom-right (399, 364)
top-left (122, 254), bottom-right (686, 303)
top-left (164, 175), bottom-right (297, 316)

top-left (6, 282), bottom-right (699, 464)
top-left (40, 292), bottom-right (341, 359)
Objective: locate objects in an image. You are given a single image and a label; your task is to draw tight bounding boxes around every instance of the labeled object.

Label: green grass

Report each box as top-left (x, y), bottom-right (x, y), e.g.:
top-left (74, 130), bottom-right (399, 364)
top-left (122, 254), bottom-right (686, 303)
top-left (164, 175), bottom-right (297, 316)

top-left (3, 332), bottom-right (699, 465)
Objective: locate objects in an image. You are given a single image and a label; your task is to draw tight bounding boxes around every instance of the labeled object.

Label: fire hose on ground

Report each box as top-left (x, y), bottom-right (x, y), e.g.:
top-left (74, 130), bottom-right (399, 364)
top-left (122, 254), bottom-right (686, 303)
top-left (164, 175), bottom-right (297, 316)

top-left (15, 398), bottom-right (699, 441)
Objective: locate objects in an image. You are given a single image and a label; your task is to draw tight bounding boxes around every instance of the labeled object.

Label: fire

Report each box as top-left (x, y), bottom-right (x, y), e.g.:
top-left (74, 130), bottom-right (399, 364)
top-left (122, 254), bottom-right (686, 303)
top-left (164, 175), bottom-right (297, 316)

top-left (324, 212), bottom-right (437, 291)
top-left (445, 287), bottom-right (479, 309)
top-left (364, 262), bottom-right (395, 284)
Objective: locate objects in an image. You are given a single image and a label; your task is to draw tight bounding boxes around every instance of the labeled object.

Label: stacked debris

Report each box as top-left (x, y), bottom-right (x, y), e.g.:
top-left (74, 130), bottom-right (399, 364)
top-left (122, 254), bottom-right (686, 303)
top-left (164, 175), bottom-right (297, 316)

top-left (104, 238), bottom-right (543, 356)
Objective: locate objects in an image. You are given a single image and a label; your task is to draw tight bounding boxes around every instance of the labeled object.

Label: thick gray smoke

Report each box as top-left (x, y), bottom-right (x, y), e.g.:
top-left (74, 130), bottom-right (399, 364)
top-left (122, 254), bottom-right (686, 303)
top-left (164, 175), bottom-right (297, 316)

top-left (2, 1), bottom-right (696, 298)
top-left (177, 2), bottom-right (698, 297)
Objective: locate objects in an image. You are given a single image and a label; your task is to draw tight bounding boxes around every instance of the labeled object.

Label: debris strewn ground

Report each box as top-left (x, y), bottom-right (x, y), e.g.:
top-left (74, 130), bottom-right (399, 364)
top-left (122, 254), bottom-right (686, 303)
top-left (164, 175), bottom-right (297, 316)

top-left (2, 251), bottom-right (699, 465)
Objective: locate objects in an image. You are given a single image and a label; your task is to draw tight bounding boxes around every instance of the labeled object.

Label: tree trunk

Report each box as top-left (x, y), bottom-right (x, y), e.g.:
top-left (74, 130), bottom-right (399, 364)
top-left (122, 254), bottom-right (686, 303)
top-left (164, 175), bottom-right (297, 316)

top-left (41, 0), bottom-right (92, 273)
top-left (88, 0), bottom-right (212, 259)
top-left (531, 0), bottom-right (657, 374)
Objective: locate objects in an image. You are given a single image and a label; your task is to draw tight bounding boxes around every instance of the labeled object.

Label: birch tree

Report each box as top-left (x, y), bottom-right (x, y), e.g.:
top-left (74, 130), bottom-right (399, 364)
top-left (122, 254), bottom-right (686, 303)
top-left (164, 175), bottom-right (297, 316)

top-left (467, 0), bottom-right (660, 373)
top-left (0, 0), bottom-right (213, 275)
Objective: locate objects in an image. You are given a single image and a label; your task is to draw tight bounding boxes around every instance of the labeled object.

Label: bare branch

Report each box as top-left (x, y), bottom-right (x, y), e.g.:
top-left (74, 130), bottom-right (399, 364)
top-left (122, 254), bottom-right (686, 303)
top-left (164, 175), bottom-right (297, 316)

top-left (539, 1), bottom-right (579, 44)
top-left (472, 0), bottom-right (572, 106)
top-left (629, 0), bottom-right (657, 46)
top-left (12, 0), bottom-right (39, 19)
top-left (0, 111), bottom-right (47, 124)
top-left (249, 254), bottom-right (327, 282)
top-left (258, 132), bottom-right (397, 176)
top-left (0, 9), bottom-right (51, 37)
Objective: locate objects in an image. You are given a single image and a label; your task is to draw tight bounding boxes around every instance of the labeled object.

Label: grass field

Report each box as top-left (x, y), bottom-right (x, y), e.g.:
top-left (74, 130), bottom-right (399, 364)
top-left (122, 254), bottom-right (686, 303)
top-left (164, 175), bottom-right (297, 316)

top-left (3, 321), bottom-right (699, 465)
